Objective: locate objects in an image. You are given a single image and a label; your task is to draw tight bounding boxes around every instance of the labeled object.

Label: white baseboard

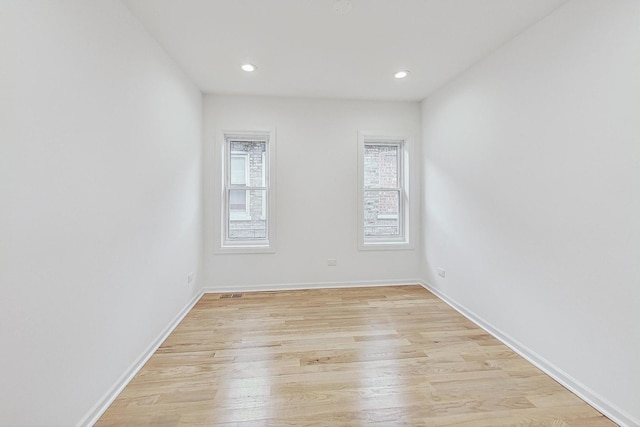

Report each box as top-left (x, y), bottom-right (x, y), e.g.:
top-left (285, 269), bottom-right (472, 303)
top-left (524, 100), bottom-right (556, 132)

top-left (202, 278), bottom-right (422, 294)
top-left (77, 291), bottom-right (204, 427)
top-left (419, 281), bottom-right (638, 427)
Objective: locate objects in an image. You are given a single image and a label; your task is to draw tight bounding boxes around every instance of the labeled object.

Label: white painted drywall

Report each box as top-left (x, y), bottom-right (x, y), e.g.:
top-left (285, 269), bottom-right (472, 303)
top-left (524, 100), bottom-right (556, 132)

top-left (0, 1), bottom-right (202, 425)
top-left (203, 95), bottom-right (421, 289)
top-left (421, 0), bottom-right (640, 423)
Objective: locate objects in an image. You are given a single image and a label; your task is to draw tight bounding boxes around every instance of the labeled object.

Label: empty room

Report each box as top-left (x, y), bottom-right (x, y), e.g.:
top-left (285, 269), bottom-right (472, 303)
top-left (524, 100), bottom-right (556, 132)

top-left (1, 0), bottom-right (638, 426)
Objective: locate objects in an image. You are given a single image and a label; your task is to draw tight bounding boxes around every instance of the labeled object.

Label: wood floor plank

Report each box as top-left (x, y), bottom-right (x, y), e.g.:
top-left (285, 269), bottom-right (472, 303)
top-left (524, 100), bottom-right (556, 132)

top-left (96, 285), bottom-right (616, 426)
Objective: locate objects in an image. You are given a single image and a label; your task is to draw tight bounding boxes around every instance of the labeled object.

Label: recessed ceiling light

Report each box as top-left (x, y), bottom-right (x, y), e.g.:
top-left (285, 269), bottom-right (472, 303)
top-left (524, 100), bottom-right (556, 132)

top-left (241, 64), bottom-right (256, 72)
top-left (394, 70), bottom-right (410, 79)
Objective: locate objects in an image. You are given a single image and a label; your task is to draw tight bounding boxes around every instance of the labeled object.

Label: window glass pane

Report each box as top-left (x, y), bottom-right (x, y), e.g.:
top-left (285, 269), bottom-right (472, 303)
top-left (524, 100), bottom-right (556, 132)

top-left (230, 156), bottom-right (246, 185)
top-left (228, 190), bottom-right (267, 240)
top-left (364, 190), bottom-right (400, 238)
top-left (364, 144), bottom-right (398, 189)
top-left (229, 189), bottom-right (246, 212)
top-left (230, 140), bottom-right (266, 187)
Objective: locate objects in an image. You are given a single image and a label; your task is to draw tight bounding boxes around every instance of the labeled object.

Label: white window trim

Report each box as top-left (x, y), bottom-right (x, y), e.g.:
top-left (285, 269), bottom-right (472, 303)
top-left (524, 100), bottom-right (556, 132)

top-left (357, 131), bottom-right (413, 251)
top-left (215, 129), bottom-right (276, 254)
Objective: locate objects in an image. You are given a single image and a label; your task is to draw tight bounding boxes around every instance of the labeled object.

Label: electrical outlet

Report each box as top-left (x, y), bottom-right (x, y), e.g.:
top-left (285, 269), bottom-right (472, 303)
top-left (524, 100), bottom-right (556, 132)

top-left (437, 268), bottom-right (446, 278)
top-left (327, 259), bottom-right (337, 267)
top-left (187, 272), bottom-right (194, 284)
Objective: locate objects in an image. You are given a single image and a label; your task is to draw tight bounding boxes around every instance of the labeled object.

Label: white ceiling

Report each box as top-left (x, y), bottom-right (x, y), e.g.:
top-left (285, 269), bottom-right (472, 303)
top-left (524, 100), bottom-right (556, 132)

top-left (124, 0), bottom-right (567, 101)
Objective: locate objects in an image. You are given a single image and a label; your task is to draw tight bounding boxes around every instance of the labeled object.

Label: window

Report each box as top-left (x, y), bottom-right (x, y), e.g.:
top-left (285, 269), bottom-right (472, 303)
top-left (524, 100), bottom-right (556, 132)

top-left (219, 130), bottom-right (275, 252)
top-left (358, 133), bottom-right (410, 249)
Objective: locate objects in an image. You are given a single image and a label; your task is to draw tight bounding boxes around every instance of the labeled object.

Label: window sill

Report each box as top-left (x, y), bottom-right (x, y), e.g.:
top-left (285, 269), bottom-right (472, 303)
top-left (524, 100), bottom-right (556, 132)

top-left (358, 241), bottom-right (413, 251)
top-left (215, 244), bottom-right (275, 255)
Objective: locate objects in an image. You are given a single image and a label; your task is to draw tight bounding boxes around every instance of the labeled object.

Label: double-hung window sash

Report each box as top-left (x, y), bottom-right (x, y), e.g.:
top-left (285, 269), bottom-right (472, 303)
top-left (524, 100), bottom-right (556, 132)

top-left (224, 137), bottom-right (269, 245)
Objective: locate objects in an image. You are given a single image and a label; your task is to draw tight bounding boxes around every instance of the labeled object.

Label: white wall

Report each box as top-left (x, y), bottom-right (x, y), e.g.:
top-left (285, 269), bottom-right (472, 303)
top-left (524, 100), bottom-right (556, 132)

top-left (0, 2), bottom-right (202, 425)
top-left (204, 95), bottom-right (421, 290)
top-left (421, 0), bottom-right (639, 424)
top-left (3, 0), bottom-right (636, 424)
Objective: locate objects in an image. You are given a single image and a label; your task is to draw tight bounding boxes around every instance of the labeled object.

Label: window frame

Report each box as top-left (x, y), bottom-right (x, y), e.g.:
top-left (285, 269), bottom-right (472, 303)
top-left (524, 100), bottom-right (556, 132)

top-left (216, 129), bottom-right (276, 254)
top-left (357, 132), bottom-right (412, 251)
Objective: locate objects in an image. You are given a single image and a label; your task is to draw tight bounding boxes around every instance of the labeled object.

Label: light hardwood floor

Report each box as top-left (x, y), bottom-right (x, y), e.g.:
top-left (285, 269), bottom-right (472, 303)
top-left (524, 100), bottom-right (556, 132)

top-left (97, 285), bottom-right (615, 426)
